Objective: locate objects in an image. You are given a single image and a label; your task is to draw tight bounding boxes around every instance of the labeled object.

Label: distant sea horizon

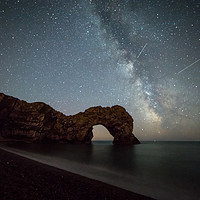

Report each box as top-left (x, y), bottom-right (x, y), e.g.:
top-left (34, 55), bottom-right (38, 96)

top-left (1, 141), bottom-right (200, 200)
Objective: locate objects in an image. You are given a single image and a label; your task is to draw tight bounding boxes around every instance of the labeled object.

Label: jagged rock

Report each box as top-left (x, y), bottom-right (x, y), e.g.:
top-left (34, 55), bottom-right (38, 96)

top-left (0, 93), bottom-right (140, 145)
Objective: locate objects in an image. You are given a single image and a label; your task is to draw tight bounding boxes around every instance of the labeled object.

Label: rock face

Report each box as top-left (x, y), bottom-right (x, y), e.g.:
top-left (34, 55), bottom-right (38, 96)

top-left (0, 93), bottom-right (140, 145)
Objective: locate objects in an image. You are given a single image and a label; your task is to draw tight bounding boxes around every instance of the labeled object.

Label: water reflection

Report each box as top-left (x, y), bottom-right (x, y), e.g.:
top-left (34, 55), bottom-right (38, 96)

top-left (4, 141), bottom-right (138, 174)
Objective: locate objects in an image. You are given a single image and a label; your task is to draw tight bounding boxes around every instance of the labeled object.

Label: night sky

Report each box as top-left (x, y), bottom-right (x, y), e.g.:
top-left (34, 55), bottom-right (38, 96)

top-left (0, 0), bottom-right (200, 141)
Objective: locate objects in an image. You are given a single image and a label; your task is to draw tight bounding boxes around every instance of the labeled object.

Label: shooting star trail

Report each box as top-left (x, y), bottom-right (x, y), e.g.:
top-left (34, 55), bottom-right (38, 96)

top-left (177, 58), bottom-right (200, 74)
top-left (137, 43), bottom-right (147, 58)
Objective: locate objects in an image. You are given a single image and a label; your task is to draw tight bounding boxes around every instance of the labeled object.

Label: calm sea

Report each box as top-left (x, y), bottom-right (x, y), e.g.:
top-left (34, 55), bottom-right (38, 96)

top-left (1, 141), bottom-right (200, 200)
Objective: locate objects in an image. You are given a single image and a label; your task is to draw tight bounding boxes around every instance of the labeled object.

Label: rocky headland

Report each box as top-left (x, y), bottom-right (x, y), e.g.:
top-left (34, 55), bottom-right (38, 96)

top-left (0, 93), bottom-right (140, 145)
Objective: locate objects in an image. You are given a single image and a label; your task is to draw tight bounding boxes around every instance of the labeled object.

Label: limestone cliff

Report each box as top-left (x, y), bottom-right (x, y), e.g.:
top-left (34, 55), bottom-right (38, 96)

top-left (0, 93), bottom-right (140, 145)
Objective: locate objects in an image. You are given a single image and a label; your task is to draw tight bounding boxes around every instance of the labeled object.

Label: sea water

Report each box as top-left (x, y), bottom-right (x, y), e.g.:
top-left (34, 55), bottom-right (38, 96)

top-left (1, 141), bottom-right (200, 200)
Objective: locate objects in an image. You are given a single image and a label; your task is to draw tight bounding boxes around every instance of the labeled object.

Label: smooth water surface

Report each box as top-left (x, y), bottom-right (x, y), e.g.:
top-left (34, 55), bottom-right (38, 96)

top-left (1, 141), bottom-right (200, 200)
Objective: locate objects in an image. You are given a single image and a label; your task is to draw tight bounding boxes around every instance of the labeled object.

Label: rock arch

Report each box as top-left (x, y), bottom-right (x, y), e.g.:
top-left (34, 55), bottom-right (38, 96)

top-left (0, 93), bottom-right (140, 145)
top-left (61, 105), bottom-right (139, 145)
top-left (86, 124), bottom-right (113, 142)
top-left (91, 124), bottom-right (113, 141)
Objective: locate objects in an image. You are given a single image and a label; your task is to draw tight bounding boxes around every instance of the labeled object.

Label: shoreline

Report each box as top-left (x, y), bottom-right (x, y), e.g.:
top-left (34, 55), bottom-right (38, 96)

top-left (0, 148), bottom-right (155, 200)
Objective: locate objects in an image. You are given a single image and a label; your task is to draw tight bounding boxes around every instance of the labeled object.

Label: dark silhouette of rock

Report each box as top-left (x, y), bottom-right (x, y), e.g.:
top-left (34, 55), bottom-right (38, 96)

top-left (0, 93), bottom-right (140, 145)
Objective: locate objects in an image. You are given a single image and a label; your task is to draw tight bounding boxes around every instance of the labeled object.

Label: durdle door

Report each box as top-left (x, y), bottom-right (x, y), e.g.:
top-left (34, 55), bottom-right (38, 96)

top-left (0, 93), bottom-right (140, 145)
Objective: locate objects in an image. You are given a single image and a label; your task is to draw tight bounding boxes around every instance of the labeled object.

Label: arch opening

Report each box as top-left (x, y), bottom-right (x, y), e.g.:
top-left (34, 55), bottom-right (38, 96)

top-left (92, 124), bottom-right (113, 141)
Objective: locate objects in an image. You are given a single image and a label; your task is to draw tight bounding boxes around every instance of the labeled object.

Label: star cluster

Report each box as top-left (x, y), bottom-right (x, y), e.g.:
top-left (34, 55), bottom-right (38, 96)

top-left (0, 0), bottom-right (200, 140)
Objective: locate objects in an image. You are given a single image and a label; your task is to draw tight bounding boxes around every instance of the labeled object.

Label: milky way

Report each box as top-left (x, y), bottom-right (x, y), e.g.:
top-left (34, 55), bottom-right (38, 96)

top-left (0, 0), bottom-right (200, 140)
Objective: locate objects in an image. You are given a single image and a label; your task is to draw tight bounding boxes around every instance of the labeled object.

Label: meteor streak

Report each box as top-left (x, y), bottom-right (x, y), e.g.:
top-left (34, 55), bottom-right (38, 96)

top-left (177, 58), bottom-right (200, 74)
top-left (137, 43), bottom-right (147, 58)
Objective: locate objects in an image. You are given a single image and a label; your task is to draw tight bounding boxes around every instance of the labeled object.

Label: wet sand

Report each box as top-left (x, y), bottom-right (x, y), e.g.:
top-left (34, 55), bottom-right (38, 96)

top-left (0, 148), bottom-right (154, 200)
